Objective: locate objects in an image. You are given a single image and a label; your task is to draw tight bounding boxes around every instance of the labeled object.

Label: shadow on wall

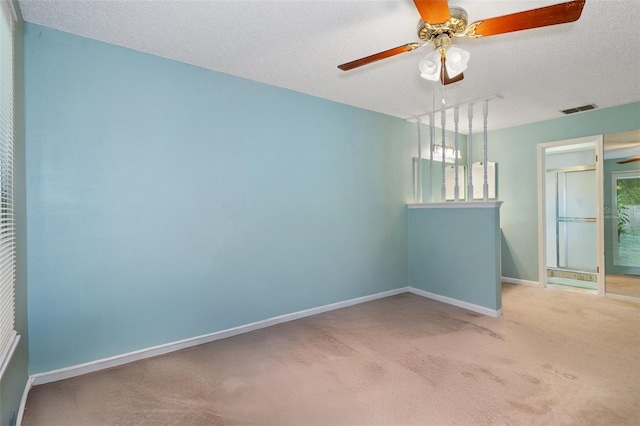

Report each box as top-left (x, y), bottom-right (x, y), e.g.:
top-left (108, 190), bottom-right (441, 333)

top-left (501, 231), bottom-right (522, 281)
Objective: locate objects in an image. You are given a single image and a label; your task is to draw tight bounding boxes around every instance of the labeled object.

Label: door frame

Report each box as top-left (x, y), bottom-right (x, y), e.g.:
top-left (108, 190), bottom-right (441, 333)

top-left (537, 135), bottom-right (605, 295)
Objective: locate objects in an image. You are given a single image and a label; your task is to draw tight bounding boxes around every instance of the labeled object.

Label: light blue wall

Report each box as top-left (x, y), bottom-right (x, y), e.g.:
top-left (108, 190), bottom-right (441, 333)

top-left (0, 6), bottom-right (28, 425)
top-left (24, 24), bottom-right (414, 374)
top-left (408, 206), bottom-right (502, 311)
top-left (482, 102), bottom-right (640, 282)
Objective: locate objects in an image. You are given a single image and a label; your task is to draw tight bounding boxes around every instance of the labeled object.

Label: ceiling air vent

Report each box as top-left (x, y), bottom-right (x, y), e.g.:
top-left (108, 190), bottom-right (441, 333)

top-left (561, 104), bottom-right (597, 115)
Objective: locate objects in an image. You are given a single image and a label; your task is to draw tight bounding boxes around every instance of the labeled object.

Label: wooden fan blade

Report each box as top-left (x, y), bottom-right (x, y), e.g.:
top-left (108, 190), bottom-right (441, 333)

top-left (469, 0), bottom-right (585, 37)
top-left (617, 156), bottom-right (640, 164)
top-left (338, 43), bottom-right (421, 71)
top-left (413, 0), bottom-right (451, 25)
top-left (440, 56), bottom-right (464, 85)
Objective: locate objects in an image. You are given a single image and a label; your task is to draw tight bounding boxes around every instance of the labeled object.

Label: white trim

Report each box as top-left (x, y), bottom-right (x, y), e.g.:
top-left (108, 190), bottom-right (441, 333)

top-left (16, 376), bottom-right (34, 426)
top-left (546, 283), bottom-right (597, 295)
top-left (0, 333), bottom-right (19, 381)
top-left (596, 137), bottom-right (605, 295)
top-left (605, 292), bottom-right (640, 303)
top-left (501, 276), bottom-right (540, 287)
top-left (537, 143), bottom-right (547, 288)
top-left (30, 287), bottom-right (409, 385)
top-left (405, 94), bottom-right (503, 124)
top-left (407, 201), bottom-right (503, 209)
top-left (408, 287), bottom-right (502, 317)
top-left (1, 0), bottom-right (17, 22)
top-left (537, 135), bottom-right (601, 151)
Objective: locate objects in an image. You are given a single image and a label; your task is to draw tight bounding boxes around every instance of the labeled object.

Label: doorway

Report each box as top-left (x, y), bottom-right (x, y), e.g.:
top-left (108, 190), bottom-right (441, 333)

top-left (603, 129), bottom-right (640, 299)
top-left (611, 171), bottom-right (640, 270)
top-left (537, 136), bottom-right (604, 294)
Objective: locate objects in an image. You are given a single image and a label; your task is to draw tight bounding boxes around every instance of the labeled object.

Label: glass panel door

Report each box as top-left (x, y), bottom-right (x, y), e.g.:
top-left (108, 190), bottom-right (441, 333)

top-left (558, 170), bottom-right (597, 272)
top-left (612, 172), bottom-right (640, 268)
top-left (547, 166), bottom-right (598, 290)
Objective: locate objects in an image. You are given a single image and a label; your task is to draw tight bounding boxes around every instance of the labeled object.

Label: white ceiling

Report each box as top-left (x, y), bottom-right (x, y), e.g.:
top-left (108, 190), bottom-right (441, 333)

top-left (604, 129), bottom-right (640, 159)
top-left (18, 0), bottom-right (640, 133)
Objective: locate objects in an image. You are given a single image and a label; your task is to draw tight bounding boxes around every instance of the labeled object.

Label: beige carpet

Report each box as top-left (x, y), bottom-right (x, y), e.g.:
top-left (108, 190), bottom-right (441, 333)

top-left (22, 284), bottom-right (640, 425)
top-left (607, 274), bottom-right (640, 298)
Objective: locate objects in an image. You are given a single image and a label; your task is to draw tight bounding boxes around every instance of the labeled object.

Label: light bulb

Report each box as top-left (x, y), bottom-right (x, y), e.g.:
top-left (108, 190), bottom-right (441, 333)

top-left (445, 46), bottom-right (470, 78)
top-left (419, 49), bottom-right (441, 81)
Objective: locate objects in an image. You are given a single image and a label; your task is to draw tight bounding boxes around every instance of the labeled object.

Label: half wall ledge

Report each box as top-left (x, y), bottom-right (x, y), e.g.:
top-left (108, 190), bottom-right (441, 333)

top-left (408, 201), bottom-right (503, 209)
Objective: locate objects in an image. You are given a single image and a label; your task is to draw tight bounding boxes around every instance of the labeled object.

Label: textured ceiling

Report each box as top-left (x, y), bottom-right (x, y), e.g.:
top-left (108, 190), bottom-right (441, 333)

top-left (18, 0), bottom-right (640, 133)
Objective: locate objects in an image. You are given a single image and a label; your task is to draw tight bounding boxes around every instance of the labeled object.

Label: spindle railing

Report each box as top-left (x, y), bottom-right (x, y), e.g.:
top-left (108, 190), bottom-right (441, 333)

top-left (409, 95), bottom-right (501, 204)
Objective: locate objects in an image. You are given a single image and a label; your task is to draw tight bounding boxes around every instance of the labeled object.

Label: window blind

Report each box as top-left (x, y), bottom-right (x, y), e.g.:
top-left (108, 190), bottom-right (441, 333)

top-left (0, 0), bottom-right (17, 378)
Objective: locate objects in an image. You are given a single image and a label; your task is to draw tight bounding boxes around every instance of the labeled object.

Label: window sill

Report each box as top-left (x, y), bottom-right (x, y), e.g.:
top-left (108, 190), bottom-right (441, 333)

top-left (0, 332), bottom-right (20, 381)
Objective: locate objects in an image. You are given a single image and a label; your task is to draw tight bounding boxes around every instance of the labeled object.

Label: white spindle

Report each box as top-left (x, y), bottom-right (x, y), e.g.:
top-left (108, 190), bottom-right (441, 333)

top-left (440, 109), bottom-right (446, 201)
top-left (417, 119), bottom-right (422, 203)
top-left (453, 106), bottom-right (459, 202)
top-left (482, 99), bottom-right (489, 201)
top-left (467, 103), bottom-right (474, 201)
top-left (429, 113), bottom-right (434, 203)
top-left (405, 94), bottom-right (499, 204)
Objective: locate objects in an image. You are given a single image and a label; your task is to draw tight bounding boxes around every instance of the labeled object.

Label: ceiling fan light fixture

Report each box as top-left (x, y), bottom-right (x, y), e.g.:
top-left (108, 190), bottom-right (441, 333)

top-left (338, 0), bottom-right (587, 86)
top-left (445, 46), bottom-right (470, 77)
top-left (418, 49), bottom-right (442, 81)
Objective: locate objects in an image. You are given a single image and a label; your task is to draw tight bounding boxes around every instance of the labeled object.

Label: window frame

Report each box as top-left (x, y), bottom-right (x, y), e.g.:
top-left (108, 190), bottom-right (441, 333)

top-left (0, 0), bottom-right (19, 381)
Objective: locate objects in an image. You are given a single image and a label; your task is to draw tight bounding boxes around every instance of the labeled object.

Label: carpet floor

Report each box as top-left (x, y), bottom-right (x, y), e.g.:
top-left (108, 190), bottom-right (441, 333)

top-left (22, 284), bottom-right (640, 425)
top-left (607, 274), bottom-right (640, 298)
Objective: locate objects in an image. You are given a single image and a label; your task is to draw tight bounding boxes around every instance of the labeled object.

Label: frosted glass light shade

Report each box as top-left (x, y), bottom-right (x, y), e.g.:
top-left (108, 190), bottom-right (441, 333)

top-left (419, 50), bottom-right (441, 81)
top-left (445, 46), bottom-right (470, 77)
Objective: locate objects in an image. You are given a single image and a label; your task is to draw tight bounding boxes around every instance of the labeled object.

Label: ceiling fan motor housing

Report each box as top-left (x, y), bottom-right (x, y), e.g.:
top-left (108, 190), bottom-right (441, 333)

top-left (417, 6), bottom-right (469, 42)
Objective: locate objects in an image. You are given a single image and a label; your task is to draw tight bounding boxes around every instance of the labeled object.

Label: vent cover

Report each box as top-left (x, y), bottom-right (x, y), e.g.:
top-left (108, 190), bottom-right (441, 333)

top-left (561, 104), bottom-right (597, 114)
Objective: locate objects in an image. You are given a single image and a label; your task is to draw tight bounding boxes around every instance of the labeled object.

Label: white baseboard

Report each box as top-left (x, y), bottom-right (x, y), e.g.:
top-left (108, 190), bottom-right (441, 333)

top-left (605, 293), bottom-right (640, 303)
top-left (545, 283), bottom-right (597, 295)
top-left (16, 376), bottom-right (33, 426)
top-left (501, 276), bottom-right (540, 287)
top-left (30, 287), bottom-right (410, 386)
top-left (28, 284), bottom-right (501, 390)
top-left (408, 287), bottom-right (502, 318)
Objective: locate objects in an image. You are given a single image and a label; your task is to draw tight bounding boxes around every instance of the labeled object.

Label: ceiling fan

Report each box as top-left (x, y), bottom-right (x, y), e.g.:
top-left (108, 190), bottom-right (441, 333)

top-left (338, 0), bottom-right (586, 85)
top-left (617, 156), bottom-right (640, 164)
